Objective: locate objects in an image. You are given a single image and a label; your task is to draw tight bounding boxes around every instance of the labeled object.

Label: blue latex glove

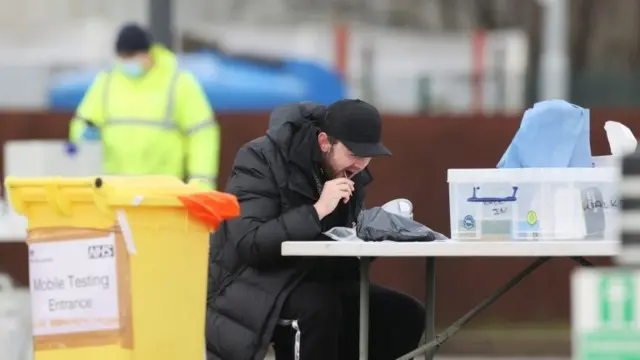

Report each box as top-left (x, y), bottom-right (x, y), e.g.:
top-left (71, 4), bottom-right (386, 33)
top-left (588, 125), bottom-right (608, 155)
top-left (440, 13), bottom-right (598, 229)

top-left (497, 99), bottom-right (592, 168)
top-left (65, 126), bottom-right (101, 156)
top-left (65, 142), bottom-right (78, 156)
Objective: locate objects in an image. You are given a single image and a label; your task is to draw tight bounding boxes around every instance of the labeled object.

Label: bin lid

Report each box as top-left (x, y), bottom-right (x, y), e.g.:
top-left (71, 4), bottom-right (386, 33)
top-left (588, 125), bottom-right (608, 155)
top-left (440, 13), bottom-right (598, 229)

top-left (4, 176), bottom-right (240, 230)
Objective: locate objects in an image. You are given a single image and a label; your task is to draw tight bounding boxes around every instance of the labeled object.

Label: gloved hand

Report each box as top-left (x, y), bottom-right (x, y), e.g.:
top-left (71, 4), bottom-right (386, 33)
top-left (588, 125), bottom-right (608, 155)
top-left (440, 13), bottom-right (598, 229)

top-left (65, 126), bottom-right (101, 156)
top-left (65, 142), bottom-right (78, 156)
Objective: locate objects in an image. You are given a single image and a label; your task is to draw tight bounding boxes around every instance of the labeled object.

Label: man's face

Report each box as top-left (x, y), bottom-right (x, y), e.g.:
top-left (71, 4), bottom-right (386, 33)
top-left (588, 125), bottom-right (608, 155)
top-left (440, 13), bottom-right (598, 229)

top-left (318, 132), bottom-right (371, 178)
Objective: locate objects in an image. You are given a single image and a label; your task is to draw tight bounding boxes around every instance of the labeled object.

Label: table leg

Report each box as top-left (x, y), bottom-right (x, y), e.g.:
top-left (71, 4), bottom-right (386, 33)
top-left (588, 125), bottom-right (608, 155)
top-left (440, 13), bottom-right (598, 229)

top-left (396, 257), bottom-right (550, 360)
top-left (359, 257), bottom-right (371, 360)
top-left (570, 256), bottom-right (594, 267)
top-left (424, 257), bottom-right (436, 360)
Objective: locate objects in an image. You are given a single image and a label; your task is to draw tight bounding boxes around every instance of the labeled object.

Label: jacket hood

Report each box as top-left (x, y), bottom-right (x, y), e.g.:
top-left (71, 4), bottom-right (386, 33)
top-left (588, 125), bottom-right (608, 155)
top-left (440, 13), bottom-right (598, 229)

top-left (266, 102), bottom-right (327, 152)
top-left (150, 43), bottom-right (177, 70)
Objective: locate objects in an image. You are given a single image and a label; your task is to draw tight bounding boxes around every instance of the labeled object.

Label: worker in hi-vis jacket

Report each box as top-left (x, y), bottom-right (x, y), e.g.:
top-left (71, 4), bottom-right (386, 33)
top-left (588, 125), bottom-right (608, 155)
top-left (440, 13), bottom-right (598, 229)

top-left (68, 23), bottom-right (220, 189)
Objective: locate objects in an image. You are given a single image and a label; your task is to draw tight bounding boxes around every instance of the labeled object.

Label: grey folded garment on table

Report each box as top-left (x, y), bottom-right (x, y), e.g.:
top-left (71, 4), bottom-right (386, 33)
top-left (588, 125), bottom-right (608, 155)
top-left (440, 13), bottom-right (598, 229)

top-left (324, 206), bottom-right (447, 242)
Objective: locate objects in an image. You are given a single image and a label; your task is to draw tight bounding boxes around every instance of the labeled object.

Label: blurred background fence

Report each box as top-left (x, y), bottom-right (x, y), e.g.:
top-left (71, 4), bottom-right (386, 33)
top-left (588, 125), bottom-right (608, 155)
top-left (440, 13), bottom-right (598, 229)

top-left (1, 0), bottom-right (640, 112)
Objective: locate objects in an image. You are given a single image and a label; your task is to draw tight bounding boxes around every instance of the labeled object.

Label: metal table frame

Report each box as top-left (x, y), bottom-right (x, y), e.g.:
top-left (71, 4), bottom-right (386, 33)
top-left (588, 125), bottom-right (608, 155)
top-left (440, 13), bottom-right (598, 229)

top-left (281, 240), bottom-right (616, 360)
top-left (355, 256), bottom-right (595, 360)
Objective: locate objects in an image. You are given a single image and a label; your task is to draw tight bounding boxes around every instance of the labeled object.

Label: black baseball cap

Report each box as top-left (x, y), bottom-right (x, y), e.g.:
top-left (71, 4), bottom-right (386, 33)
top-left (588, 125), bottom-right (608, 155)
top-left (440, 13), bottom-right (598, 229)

top-left (320, 99), bottom-right (392, 157)
top-left (115, 23), bottom-right (152, 54)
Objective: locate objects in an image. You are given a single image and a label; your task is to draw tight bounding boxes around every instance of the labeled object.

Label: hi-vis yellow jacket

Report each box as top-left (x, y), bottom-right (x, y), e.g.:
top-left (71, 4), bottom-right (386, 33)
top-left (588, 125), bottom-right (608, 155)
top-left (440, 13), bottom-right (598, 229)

top-left (69, 44), bottom-right (220, 189)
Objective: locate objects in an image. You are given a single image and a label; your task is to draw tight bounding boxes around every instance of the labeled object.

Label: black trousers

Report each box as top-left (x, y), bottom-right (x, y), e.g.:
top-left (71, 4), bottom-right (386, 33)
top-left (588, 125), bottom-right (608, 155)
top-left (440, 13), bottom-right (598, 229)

top-left (272, 280), bottom-right (425, 360)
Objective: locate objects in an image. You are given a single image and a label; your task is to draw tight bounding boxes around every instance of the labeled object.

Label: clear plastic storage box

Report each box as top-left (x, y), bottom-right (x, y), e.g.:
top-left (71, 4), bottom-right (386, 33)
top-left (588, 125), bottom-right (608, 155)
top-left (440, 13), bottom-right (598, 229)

top-left (447, 168), bottom-right (620, 241)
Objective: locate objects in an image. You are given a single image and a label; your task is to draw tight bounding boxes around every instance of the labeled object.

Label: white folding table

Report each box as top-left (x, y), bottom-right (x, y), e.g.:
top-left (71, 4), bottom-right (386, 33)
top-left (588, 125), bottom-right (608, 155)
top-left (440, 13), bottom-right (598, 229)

top-left (281, 240), bottom-right (619, 360)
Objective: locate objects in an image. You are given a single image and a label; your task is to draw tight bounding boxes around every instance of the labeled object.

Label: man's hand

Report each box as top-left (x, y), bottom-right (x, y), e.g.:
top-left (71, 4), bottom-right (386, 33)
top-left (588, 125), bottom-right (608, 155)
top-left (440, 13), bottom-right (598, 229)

top-left (313, 178), bottom-right (355, 220)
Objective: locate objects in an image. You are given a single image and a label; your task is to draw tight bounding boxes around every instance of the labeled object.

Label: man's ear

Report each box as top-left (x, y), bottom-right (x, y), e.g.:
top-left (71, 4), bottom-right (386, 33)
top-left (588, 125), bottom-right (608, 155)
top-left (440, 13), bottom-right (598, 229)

top-left (317, 132), bottom-right (331, 152)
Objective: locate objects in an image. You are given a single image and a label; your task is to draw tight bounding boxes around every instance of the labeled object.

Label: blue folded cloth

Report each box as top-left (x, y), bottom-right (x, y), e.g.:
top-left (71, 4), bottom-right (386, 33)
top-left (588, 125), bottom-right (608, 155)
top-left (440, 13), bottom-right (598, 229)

top-left (497, 99), bottom-right (592, 168)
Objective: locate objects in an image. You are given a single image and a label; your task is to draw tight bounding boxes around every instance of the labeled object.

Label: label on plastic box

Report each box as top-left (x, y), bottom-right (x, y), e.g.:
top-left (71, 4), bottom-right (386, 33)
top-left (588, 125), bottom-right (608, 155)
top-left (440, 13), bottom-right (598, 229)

top-left (28, 234), bottom-right (120, 336)
top-left (572, 269), bottom-right (640, 360)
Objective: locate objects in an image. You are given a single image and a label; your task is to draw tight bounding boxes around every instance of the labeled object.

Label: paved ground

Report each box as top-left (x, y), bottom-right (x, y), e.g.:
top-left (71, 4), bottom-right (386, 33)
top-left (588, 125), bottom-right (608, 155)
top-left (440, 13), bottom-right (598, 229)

top-left (264, 356), bottom-right (570, 360)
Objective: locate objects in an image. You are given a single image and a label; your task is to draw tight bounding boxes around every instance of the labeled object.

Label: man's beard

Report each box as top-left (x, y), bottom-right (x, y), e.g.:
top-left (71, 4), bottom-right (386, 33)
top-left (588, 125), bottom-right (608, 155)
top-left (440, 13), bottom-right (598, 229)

top-left (320, 147), bottom-right (340, 179)
top-left (320, 149), bottom-right (356, 179)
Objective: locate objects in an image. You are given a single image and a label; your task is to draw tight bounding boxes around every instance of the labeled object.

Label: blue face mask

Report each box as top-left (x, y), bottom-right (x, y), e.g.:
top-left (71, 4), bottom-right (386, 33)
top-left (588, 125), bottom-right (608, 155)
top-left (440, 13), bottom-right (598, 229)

top-left (119, 60), bottom-right (145, 78)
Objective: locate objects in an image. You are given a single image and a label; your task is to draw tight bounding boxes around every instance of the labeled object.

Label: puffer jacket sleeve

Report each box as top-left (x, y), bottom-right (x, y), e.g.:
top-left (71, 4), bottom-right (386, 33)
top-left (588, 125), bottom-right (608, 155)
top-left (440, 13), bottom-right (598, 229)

top-left (226, 144), bottom-right (322, 269)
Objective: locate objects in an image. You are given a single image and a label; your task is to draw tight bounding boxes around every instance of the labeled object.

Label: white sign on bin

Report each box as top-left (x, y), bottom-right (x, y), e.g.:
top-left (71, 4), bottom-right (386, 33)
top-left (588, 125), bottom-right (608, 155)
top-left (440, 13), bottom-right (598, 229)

top-left (572, 268), bottom-right (640, 360)
top-left (28, 234), bottom-right (120, 336)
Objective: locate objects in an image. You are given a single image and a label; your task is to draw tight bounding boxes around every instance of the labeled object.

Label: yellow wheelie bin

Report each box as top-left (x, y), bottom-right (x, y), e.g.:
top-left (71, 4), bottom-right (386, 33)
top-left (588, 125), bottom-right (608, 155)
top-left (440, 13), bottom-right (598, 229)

top-left (4, 176), bottom-right (240, 360)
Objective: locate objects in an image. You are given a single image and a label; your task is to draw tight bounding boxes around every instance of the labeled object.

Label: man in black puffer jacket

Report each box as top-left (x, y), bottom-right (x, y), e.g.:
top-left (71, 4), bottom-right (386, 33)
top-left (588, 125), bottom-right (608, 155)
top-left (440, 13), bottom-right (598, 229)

top-left (206, 100), bottom-right (425, 360)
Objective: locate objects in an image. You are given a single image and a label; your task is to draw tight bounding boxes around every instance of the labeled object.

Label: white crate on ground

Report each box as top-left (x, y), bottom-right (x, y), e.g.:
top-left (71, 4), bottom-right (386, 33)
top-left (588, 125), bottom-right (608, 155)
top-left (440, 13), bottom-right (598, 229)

top-left (0, 274), bottom-right (32, 360)
top-left (4, 140), bottom-right (102, 178)
top-left (572, 268), bottom-right (640, 360)
top-left (0, 200), bottom-right (27, 242)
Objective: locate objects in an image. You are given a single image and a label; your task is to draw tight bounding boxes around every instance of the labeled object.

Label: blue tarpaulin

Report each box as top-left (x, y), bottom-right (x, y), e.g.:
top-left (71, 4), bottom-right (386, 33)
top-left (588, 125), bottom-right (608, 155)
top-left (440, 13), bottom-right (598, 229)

top-left (48, 52), bottom-right (346, 112)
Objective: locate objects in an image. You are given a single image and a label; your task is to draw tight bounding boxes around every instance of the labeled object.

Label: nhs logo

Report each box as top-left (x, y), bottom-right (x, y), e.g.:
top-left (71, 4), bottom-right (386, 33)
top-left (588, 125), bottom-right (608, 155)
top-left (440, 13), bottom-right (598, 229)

top-left (88, 244), bottom-right (115, 259)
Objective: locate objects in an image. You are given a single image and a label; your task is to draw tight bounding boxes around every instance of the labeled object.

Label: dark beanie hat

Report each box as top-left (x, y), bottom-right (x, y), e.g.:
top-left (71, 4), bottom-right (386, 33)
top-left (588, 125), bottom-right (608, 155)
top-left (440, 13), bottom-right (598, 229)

top-left (115, 23), bottom-right (152, 53)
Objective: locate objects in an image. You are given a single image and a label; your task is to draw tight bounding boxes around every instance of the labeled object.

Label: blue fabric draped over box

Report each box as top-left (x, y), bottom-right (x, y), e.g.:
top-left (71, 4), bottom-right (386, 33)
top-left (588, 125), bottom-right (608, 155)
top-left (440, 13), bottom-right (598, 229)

top-left (498, 99), bottom-right (592, 168)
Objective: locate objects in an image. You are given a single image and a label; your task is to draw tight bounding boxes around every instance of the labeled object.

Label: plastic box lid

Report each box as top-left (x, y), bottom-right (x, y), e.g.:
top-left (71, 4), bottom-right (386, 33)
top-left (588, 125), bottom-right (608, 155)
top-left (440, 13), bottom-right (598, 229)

top-left (447, 168), bottom-right (620, 183)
